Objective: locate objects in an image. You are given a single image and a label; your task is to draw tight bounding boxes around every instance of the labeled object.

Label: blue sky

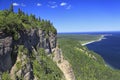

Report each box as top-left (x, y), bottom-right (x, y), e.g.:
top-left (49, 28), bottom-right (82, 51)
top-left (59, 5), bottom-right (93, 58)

top-left (0, 0), bottom-right (120, 32)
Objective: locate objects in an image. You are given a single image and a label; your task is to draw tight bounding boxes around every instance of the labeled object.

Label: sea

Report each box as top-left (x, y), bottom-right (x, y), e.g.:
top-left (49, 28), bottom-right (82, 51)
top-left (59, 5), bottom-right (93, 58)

top-left (86, 32), bottom-right (120, 70)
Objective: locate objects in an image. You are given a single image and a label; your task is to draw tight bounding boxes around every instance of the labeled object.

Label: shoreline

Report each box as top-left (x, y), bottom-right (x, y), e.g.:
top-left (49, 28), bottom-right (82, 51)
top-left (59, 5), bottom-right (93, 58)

top-left (105, 62), bottom-right (116, 70)
top-left (82, 34), bottom-right (120, 70)
top-left (82, 35), bottom-right (105, 46)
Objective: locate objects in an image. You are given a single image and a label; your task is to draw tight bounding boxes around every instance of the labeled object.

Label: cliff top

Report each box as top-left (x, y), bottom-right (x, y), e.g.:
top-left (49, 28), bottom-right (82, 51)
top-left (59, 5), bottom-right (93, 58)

top-left (0, 5), bottom-right (57, 37)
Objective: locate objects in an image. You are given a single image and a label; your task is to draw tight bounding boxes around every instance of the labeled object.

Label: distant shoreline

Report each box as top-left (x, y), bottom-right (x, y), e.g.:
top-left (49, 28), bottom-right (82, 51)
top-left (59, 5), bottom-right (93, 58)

top-left (82, 35), bottom-right (105, 46)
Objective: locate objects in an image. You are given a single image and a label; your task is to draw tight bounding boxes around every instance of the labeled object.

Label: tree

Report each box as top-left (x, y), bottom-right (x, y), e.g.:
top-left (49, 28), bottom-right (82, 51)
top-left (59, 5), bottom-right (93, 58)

top-left (18, 8), bottom-right (22, 16)
top-left (38, 17), bottom-right (41, 21)
top-left (30, 14), bottom-right (36, 21)
top-left (9, 4), bottom-right (14, 12)
top-left (18, 8), bottom-right (25, 16)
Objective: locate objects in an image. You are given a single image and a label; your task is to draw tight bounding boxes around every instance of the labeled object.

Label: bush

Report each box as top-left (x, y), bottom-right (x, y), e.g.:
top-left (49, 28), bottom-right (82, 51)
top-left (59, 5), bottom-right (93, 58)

top-left (2, 71), bottom-right (11, 80)
top-left (33, 48), bottom-right (63, 80)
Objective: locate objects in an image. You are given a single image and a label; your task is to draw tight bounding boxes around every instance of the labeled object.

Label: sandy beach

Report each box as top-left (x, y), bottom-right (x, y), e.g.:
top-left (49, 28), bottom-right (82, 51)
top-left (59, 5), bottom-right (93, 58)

top-left (82, 35), bottom-right (105, 46)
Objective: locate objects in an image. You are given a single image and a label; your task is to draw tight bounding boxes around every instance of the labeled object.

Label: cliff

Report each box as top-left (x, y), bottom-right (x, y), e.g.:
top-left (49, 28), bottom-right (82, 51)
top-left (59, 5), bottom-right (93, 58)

top-left (0, 6), bottom-right (65, 80)
top-left (0, 28), bottom-right (57, 79)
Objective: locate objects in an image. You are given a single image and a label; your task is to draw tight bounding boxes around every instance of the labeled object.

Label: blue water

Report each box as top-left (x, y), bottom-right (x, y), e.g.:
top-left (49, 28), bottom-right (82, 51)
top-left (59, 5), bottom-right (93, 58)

top-left (86, 32), bottom-right (120, 69)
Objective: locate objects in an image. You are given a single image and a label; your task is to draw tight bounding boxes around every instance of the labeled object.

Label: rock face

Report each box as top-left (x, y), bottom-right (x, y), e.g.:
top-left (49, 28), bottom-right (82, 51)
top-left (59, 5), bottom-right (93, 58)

top-left (53, 46), bottom-right (76, 80)
top-left (18, 29), bottom-right (56, 53)
top-left (0, 36), bottom-right (13, 72)
top-left (10, 49), bottom-right (34, 80)
top-left (0, 29), bottom-right (57, 80)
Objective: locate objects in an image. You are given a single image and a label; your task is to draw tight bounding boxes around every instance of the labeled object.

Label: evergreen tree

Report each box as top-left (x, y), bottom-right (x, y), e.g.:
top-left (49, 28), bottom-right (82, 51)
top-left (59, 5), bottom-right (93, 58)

top-left (18, 8), bottom-right (22, 16)
top-left (38, 17), bottom-right (41, 21)
top-left (9, 4), bottom-right (14, 12)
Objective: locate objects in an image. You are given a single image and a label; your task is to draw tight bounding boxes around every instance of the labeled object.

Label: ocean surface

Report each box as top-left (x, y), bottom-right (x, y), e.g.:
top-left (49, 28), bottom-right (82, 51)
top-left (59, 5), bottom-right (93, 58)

top-left (86, 32), bottom-right (120, 69)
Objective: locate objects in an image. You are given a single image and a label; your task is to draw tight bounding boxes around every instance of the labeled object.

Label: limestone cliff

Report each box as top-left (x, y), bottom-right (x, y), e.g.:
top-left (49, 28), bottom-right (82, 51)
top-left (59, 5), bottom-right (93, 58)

top-left (0, 29), bottom-right (57, 80)
top-left (0, 36), bottom-right (13, 72)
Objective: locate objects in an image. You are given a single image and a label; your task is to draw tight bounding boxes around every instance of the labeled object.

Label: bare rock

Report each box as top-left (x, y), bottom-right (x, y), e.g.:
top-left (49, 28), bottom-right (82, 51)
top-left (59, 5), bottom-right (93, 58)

top-left (0, 36), bottom-right (13, 72)
top-left (0, 29), bottom-right (57, 79)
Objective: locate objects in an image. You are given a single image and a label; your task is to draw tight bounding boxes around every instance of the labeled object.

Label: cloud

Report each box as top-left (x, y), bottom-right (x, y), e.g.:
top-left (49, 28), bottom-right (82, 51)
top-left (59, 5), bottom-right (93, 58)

top-left (48, 5), bottom-right (57, 8)
top-left (48, 1), bottom-right (57, 8)
top-left (66, 5), bottom-right (71, 9)
top-left (51, 5), bottom-right (57, 8)
top-left (37, 3), bottom-right (42, 6)
top-left (60, 2), bottom-right (72, 10)
top-left (12, 2), bottom-right (26, 7)
top-left (60, 2), bottom-right (67, 6)
top-left (13, 3), bottom-right (19, 6)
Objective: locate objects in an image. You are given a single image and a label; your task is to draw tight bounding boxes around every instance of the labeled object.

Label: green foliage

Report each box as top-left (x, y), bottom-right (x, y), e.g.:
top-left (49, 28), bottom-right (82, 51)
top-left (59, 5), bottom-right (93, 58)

top-left (18, 45), bottom-right (24, 52)
top-left (0, 5), bottom-right (57, 80)
top-left (17, 45), bottom-right (28, 70)
top-left (58, 37), bottom-right (120, 80)
top-left (1, 71), bottom-right (11, 80)
top-left (33, 48), bottom-right (63, 80)
top-left (18, 8), bottom-right (24, 16)
top-left (16, 61), bottom-right (22, 70)
top-left (58, 34), bottom-right (101, 44)
top-left (0, 5), bottom-right (57, 39)
top-left (9, 4), bottom-right (13, 12)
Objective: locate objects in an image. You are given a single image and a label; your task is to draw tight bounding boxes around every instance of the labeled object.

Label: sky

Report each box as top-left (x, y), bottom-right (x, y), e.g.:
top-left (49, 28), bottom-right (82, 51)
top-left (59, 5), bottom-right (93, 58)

top-left (0, 0), bottom-right (120, 32)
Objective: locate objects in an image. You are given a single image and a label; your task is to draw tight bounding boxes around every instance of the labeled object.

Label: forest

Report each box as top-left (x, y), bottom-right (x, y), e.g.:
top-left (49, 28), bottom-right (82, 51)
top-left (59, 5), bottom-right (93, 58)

top-left (0, 5), bottom-right (56, 40)
top-left (58, 35), bottom-right (120, 80)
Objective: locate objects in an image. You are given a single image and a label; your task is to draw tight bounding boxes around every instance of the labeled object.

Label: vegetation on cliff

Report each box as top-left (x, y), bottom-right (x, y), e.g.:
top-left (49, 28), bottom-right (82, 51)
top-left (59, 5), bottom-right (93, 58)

top-left (32, 48), bottom-right (63, 80)
top-left (0, 5), bottom-right (56, 39)
top-left (0, 5), bottom-right (63, 80)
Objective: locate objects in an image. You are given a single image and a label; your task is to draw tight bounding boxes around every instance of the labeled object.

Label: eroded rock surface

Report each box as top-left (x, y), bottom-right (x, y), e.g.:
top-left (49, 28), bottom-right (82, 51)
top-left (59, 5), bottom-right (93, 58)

top-left (0, 29), bottom-right (57, 80)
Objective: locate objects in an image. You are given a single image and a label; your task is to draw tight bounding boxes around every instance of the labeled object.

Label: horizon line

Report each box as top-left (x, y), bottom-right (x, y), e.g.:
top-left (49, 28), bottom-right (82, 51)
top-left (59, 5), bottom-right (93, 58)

top-left (57, 31), bottom-right (120, 33)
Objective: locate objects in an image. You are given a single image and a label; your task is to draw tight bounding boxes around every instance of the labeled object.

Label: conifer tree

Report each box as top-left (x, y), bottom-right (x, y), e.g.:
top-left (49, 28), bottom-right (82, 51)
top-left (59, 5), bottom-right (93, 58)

top-left (9, 4), bottom-right (14, 12)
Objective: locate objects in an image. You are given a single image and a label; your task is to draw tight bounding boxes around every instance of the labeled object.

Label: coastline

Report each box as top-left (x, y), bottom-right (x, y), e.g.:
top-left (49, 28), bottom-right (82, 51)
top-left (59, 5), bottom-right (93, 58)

top-left (105, 62), bottom-right (116, 70)
top-left (82, 35), bottom-right (105, 46)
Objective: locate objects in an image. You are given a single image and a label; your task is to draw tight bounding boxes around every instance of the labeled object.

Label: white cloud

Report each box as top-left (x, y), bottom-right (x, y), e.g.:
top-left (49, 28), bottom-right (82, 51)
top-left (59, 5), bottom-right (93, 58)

top-left (60, 2), bottom-right (72, 10)
top-left (37, 3), bottom-right (42, 6)
top-left (48, 5), bottom-right (57, 8)
top-left (13, 3), bottom-right (19, 6)
top-left (48, 1), bottom-right (57, 8)
top-left (60, 2), bottom-right (67, 6)
top-left (66, 5), bottom-right (71, 10)
top-left (13, 3), bottom-right (26, 7)
top-left (51, 5), bottom-right (57, 8)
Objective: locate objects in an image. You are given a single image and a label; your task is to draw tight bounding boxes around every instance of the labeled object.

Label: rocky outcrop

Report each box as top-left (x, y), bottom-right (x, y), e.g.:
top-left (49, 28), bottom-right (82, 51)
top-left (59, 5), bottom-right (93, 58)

top-left (53, 46), bottom-right (76, 80)
top-left (18, 29), bottom-right (56, 53)
top-left (10, 48), bottom-right (34, 80)
top-left (0, 36), bottom-right (13, 72)
top-left (0, 29), bottom-right (57, 80)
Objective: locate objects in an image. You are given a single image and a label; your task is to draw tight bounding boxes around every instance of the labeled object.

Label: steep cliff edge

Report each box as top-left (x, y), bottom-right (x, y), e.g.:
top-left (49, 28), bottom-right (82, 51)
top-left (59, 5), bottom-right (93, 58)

top-left (0, 35), bottom-right (13, 72)
top-left (0, 7), bottom-right (65, 80)
top-left (53, 46), bottom-right (75, 80)
top-left (0, 28), bottom-right (57, 79)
